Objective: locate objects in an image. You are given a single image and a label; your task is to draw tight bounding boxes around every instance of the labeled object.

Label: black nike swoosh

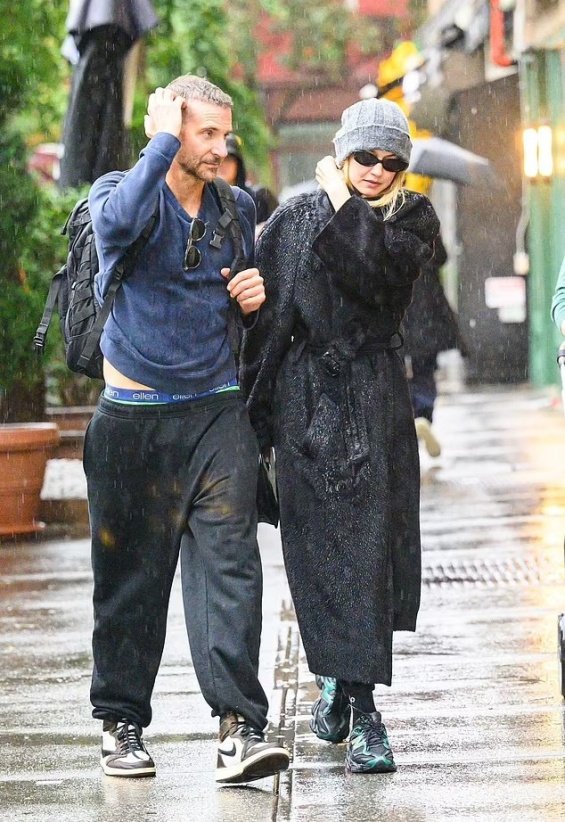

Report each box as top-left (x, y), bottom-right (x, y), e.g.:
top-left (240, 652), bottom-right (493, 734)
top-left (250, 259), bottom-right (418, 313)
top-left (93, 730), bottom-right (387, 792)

top-left (218, 742), bottom-right (237, 757)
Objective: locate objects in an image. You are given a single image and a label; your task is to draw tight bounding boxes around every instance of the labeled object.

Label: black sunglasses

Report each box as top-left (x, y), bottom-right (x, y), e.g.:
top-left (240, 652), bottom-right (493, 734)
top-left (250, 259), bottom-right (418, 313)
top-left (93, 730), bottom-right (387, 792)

top-left (183, 218), bottom-right (206, 270)
top-left (351, 151), bottom-right (408, 172)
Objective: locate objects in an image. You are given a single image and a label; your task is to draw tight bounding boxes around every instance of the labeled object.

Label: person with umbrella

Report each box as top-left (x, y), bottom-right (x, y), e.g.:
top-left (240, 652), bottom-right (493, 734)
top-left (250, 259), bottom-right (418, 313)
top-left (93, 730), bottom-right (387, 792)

top-left (400, 173), bottom-right (466, 458)
top-left (240, 97), bottom-right (439, 774)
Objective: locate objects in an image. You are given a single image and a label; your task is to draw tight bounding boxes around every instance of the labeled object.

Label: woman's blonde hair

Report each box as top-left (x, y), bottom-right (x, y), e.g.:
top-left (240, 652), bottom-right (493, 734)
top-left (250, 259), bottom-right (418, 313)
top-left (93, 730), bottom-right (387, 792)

top-left (342, 157), bottom-right (406, 220)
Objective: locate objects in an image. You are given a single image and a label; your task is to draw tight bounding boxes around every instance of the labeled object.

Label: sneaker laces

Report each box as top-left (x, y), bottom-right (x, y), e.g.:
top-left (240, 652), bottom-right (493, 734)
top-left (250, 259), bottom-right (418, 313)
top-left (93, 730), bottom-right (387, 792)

top-left (355, 715), bottom-right (386, 746)
top-left (238, 723), bottom-right (264, 744)
top-left (116, 721), bottom-right (144, 753)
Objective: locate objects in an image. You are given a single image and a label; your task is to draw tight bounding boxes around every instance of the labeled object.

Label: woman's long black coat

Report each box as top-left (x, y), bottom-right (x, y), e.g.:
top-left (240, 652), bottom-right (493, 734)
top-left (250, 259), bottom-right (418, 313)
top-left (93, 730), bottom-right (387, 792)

top-left (240, 190), bottom-right (439, 685)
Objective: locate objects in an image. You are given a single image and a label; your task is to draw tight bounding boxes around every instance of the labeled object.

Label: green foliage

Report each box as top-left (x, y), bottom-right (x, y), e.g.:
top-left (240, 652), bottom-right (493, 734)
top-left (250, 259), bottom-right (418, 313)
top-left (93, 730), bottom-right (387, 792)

top-left (226, 0), bottom-right (383, 83)
top-left (133, 0), bottom-right (380, 180)
top-left (0, 171), bottom-right (98, 418)
top-left (132, 0), bottom-right (272, 178)
top-left (0, 0), bottom-right (392, 418)
top-left (0, 134), bottom-right (41, 418)
top-left (0, 0), bottom-right (68, 140)
top-left (0, 0), bottom-right (67, 420)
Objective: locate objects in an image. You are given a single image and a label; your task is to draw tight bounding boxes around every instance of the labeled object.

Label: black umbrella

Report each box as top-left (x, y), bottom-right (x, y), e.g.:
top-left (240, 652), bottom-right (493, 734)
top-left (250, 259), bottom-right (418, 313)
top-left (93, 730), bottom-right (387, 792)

top-left (408, 137), bottom-right (495, 186)
top-left (59, 0), bottom-right (158, 190)
top-left (66, 0), bottom-right (159, 44)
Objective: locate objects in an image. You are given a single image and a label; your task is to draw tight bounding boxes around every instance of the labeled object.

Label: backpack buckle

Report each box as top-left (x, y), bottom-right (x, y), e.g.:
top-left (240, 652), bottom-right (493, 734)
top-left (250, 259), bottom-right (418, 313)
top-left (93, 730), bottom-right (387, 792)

top-left (209, 211), bottom-right (232, 249)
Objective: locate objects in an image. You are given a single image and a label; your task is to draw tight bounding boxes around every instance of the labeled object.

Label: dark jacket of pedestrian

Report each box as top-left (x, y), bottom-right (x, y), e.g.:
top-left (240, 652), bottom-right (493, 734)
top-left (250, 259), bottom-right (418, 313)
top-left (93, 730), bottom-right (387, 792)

top-left (223, 133), bottom-right (278, 225)
top-left (241, 183), bottom-right (439, 686)
top-left (401, 235), bottom-right (463, 360)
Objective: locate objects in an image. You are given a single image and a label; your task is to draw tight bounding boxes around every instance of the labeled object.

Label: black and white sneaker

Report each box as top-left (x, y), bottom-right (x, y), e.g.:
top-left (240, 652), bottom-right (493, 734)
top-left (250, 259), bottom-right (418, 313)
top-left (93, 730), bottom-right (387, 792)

top-left (101, 719), bottom-right (156, 777)
top-left (215, 712), bottom-right (290, 784)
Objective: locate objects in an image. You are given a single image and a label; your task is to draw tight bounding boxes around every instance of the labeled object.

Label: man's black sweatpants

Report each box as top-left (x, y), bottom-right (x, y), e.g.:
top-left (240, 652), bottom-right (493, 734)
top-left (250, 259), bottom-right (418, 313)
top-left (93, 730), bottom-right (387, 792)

top-left (84, 391), bottom-right (269, 731)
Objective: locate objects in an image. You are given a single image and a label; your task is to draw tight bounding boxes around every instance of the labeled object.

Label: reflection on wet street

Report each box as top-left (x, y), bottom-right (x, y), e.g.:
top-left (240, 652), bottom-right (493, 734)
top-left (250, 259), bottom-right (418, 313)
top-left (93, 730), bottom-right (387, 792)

top-left (1, 385), bottom-right (564, 821)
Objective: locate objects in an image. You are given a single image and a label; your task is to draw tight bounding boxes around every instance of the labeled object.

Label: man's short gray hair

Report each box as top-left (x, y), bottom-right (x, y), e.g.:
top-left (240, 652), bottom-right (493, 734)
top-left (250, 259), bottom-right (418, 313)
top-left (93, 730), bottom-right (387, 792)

top-left (166, 75), bottom-right (233, 108)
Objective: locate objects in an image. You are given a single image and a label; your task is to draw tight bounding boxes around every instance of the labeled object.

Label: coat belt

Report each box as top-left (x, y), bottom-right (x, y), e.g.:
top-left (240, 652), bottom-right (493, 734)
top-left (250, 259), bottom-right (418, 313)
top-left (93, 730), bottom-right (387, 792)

top-left (290, 332), bottom-right (402, 467)
top-left (291, 332), bottom-right (402, 377)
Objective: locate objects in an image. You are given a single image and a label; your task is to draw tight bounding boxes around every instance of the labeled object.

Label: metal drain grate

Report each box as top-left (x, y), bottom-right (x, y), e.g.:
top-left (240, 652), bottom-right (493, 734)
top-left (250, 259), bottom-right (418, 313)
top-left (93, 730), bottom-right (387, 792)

top-left (423, 555), bottom-right (564, 587)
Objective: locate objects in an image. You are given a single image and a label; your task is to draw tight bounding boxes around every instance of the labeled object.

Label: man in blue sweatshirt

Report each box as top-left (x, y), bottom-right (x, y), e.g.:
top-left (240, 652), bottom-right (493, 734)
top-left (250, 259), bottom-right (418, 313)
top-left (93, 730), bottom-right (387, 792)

top-left (84, 76), bottom-right (289, 784)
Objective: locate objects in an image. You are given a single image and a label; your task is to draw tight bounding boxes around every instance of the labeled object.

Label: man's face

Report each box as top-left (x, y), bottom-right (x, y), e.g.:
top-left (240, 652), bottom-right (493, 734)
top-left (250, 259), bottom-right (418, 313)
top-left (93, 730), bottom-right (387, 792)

top-left (175, 99), bottom-right (233, 183)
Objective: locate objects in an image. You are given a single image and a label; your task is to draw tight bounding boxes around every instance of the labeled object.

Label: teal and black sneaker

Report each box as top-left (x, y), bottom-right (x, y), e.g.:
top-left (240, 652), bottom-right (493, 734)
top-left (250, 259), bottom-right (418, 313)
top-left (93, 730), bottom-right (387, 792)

top-left (345, 712), bottom-right (397, 774)
top-left (310, 676), bottom-right (351, 743)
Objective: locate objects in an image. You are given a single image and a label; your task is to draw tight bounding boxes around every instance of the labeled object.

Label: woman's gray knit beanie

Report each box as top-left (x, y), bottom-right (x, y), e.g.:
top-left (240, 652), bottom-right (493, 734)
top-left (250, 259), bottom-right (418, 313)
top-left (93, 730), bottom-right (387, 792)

top-left (333, 98), bottom-right (412, 168)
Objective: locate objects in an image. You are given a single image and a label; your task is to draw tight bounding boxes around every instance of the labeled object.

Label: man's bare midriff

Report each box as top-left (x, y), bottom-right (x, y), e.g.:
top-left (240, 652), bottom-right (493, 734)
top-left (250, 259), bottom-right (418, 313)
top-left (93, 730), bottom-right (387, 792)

top-left (103, 359), bottom-right (155, 390)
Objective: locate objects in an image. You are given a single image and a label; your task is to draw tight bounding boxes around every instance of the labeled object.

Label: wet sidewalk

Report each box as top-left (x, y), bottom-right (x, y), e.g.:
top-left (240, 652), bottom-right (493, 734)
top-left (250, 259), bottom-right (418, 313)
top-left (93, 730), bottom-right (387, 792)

top-left (1, 383), bottom-right (565, 821)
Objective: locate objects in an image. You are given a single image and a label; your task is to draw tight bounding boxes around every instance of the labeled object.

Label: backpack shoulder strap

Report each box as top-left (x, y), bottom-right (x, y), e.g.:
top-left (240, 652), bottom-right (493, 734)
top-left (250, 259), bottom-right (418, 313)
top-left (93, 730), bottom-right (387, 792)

top-left (33, 267), bottom-right (66, 353)
top-left (210, 179), bottom-right (252, 357)
top-left (211, 179), bottom-right (247, 276)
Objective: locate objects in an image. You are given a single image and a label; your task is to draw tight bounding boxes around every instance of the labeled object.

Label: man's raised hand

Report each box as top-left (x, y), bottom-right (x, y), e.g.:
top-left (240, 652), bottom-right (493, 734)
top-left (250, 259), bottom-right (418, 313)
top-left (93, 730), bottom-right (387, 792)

top-left (144, 87), bottom-right (184, 140)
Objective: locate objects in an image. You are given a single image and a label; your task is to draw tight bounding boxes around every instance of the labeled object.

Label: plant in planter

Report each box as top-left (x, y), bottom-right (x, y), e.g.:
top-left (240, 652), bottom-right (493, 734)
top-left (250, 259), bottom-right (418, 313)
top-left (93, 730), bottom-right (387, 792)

top-left (0, 133), bottom-right (62, 536)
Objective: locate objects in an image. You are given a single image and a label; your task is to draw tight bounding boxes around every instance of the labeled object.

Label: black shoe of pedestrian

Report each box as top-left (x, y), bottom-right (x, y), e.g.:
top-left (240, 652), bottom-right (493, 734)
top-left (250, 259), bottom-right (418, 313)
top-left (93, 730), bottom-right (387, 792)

top-left (345, 712), bottom-right (397, 774)
top-left (310, 676), bottom-right (351, 743)
top-left (101, 719), bottom-right (156, 777)
top-left (215, 712), bottom-right (290, 784)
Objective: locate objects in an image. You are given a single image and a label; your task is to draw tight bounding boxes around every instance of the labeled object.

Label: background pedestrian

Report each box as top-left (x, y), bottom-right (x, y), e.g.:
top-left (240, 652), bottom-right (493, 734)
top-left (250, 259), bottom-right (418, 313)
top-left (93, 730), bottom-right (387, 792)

top-left (218, 132), bottom-right (278, 236)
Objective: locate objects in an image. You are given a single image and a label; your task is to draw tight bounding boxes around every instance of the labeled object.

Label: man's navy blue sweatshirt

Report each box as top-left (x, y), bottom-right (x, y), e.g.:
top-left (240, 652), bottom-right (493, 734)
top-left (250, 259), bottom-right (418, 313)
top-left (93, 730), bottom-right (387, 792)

top-left (89, 132), bottom-right (256, 394)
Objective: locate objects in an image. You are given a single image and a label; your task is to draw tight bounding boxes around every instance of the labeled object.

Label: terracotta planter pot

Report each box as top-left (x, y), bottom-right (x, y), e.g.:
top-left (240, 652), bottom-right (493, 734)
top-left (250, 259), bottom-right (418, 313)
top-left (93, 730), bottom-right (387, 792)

top-left (0, 423), bottom-right (60, 537)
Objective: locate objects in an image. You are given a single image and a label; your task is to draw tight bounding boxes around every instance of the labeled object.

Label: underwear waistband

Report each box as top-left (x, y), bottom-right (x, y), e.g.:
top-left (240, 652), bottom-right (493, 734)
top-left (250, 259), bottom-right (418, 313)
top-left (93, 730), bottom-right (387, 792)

top-left (103, 380), bottom-right (239, 405)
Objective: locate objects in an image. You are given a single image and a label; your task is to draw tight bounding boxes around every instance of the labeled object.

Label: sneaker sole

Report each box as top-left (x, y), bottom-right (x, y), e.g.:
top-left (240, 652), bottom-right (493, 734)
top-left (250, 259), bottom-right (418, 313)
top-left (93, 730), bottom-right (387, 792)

top-left (215, 749), bottom-right (290, 784)
top-left (345, 757), bottom-right (397, 774)
top-left (101, 754), bottom-right (156, 778)
top-left (415, 419), bottom-right (441, 457)
top-left (309, 715), bottom-right (350, 743)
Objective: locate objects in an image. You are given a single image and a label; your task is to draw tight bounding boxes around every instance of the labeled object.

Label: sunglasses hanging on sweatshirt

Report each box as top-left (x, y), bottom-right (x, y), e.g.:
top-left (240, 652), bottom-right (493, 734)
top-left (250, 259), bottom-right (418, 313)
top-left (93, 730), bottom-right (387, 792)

top-left (183, 218), bottom-right (206, 270)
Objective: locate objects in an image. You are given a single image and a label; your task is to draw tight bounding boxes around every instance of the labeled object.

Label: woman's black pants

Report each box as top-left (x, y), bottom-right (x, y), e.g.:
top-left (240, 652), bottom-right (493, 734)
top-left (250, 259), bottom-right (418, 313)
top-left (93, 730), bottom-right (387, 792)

top-left (408, 354), bottom-right (438, 422)
top-left (83, 392), bottom-right (269, 731)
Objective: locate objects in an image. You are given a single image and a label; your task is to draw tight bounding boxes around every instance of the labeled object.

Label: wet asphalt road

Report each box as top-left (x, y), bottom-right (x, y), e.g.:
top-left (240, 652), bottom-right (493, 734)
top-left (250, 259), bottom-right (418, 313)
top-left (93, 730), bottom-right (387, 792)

top-left (1, 384), bottom-right (564, 821)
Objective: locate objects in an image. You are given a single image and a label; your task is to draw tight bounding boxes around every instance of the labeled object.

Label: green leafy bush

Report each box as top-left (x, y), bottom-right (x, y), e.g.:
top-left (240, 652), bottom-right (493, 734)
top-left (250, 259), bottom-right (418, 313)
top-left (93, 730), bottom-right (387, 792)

top-left (0, 0), bottom-right (67, 421)
top-left (0, 129), bottom-right (45, 421)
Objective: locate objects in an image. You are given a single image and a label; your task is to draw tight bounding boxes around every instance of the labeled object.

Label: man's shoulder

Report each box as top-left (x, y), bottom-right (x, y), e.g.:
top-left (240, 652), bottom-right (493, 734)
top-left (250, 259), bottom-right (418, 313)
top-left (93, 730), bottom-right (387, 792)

top-left (89, 170), bottom-right (127, 201)
top-left (209, 180), bottom-right (255, 220)
top-left (231, 185), bottom-right (256, 218)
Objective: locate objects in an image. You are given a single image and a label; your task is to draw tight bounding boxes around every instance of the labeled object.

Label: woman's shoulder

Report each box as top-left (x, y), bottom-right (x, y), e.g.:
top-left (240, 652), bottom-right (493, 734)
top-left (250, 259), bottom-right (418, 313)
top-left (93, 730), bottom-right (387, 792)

top-left (392, 189), bottom-right (440, 234)
top-left (272, 190), bottom-right (321, 218)
top-left (398, 189), bottom-right (436, 215)
top-left (261, 190), bottom-right (324, 235)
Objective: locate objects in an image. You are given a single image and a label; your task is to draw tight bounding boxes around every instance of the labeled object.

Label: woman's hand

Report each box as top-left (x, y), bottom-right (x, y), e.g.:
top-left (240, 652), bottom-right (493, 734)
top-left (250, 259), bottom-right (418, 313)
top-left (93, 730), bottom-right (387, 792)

top-left (315, 156), bottom-right (351, 212)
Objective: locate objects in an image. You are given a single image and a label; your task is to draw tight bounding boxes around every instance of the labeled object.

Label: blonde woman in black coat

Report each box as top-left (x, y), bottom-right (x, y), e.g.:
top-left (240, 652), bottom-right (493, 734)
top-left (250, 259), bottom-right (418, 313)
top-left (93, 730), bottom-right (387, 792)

top-left (241, 98), bottom-right (439, 774)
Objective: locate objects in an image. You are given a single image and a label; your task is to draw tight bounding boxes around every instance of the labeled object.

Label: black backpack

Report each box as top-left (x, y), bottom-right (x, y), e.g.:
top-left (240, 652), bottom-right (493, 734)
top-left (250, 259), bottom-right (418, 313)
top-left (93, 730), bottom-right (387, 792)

top-left (34, 178), bottom-right (247, 380)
